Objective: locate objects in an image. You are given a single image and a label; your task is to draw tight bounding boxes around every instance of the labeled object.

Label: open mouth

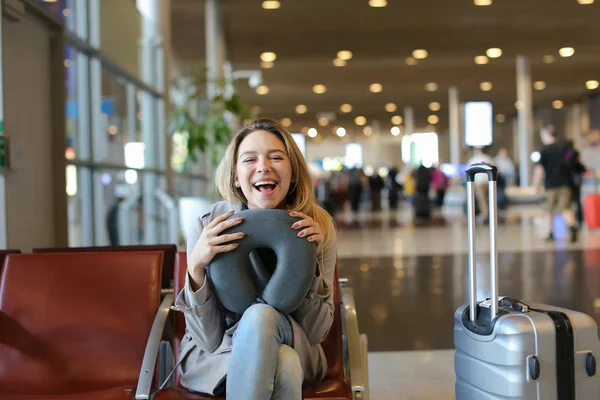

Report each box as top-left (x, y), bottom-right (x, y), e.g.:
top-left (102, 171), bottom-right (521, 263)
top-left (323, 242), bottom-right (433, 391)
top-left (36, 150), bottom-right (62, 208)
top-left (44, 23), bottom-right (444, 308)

top-left (253, 180), bottom-right (278, 195)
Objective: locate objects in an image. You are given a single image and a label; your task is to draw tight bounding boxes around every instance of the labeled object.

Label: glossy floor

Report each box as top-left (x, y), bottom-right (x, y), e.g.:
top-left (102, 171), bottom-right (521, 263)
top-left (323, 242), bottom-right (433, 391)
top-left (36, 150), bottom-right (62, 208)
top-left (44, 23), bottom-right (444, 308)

top-left (335, 204), bottom-right (600, 399)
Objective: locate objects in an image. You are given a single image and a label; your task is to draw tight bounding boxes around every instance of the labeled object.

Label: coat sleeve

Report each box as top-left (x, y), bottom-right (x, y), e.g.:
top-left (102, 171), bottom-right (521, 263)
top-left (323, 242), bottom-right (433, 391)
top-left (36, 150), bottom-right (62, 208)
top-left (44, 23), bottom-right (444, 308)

top-left (289, 230), bottom-right (338, 345)
top-left (171, 213), bottom-right (226, 354)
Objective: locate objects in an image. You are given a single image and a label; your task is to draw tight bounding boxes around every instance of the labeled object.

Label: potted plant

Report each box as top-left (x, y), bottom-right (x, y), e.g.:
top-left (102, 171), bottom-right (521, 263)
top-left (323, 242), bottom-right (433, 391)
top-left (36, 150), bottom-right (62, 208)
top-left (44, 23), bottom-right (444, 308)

top-left (169, 76), bottom-right (256, 245)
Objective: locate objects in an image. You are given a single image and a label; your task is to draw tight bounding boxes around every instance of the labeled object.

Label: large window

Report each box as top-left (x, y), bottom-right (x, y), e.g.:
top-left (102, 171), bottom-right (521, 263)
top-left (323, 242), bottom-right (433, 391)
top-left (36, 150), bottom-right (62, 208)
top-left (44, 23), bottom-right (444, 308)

top-left (48, 0), bottom-right (178, 247)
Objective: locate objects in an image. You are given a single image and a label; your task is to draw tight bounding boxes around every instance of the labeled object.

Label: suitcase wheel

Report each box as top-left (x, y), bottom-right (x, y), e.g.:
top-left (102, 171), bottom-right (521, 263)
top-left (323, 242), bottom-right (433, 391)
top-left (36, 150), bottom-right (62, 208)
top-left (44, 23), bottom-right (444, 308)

top-left (529, 356), bottom-right (540, 380)
top-left (586, 353), bottom-right (596, 377)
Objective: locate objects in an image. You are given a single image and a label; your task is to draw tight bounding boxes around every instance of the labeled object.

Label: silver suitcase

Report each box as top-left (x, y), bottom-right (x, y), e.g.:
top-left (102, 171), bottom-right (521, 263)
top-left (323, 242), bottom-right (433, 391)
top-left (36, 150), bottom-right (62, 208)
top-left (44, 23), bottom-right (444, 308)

top-left (454, 162), bottom-right (600, 399)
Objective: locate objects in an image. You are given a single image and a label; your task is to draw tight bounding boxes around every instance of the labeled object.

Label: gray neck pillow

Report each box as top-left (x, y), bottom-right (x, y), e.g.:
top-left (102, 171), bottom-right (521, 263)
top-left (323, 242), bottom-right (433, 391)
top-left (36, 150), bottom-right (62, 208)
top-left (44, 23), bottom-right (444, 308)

top-left (206, 208), bottom-right (318, 314)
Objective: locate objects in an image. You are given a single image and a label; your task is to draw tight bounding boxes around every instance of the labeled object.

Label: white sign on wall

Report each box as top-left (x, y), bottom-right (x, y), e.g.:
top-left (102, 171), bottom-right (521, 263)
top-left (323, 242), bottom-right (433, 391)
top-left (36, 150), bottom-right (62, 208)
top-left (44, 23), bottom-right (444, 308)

top-left (464, 101), bottom-right (493, 147)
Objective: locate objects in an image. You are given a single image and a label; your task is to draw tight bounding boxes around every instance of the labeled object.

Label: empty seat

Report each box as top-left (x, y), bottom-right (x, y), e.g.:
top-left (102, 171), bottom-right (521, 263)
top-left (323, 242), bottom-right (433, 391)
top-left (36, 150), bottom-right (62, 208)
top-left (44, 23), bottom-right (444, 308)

top-left (33, 244), bottom-right (176, 290)
top-left (0, 251), bottom-right (164, 400)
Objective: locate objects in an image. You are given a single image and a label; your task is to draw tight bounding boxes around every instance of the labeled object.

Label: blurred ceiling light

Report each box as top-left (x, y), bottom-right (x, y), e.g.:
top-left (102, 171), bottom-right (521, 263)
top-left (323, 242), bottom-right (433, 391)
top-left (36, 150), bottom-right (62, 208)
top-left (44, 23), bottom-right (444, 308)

top-left (369, 83), bottom-right (383, 93)
top-left (363, 126), bottom-right (373, 136)
top-left (385, 103), bottom-right (397, 112)
top-left (260, 52), bottom-right (277, 62)
top-left (428, 115), bottom-right (439, 124)
top-left (261, 61), bottom-right (274, 69)
top-left (412, 49), bottom-right (428, 59)
top-left (251, 105), bottom-right (262, 114)
top-left (515, 101), bottom-right (523, 109)
top-left (429, 102), bottom-right (441, 111)
top-left (354, 116), bottom-right (367, 126)
top-left (313, 84), bottom-right (327, 94)
top-left (474, 0), bottom-right (492, 5)
top-left (425, 82), bottom-right (438, 91)
top-left (405, 57), bottom-right (418, 66)
top-left (553, 100), bottom-right (564, 109)
top-left (340, 103), bottom-right (353, 113)
top-left (586, 80), bottom-right (600, 90)
top-left (318, 117), bottom-right (330, 126)
top-left (474, 55), bottom-right (489, 65)
top-left (391, 126), bottom-right (401, 136)
top-left (255, 85), bottom-right (269, 95)
top-left (337, 50), bottom-right (353, 60)
top-left (480, 81), bottom-right (493, 91)
top-left (559, 47), bottom-right (575, 57)
top-left (533, 81), bottom-right (547, 90)
top-left (308, 128), bottom-right (318, 138)
top-left (63, 8), bottom-right (70, 17)
top-left (336, 127), bottom-right (347, 137)
top-left (295, 104), bottom-right (308, 114)
top-left (281, 118), bottom-right (292, 127)
top-left (577, 0), bottom-right (594, 4)
top-left (496, 114), bottom-right (506, 123)
top-left (262, 0), bottom-right (281, 9)
top-left (543, 55), bottom-right (556, 64)
top-left (369, 0), bottom-right (387, 7)
top-left (333, 58), bottom-right (347, 67)
top-left (391, 115), bottom-right (403, 125)
top-left (64, 59), bottom-right (70, 68)
top-left (486, 48), bottom-right (502, 58)
top-left (108, 125), bottom-right (118, 135)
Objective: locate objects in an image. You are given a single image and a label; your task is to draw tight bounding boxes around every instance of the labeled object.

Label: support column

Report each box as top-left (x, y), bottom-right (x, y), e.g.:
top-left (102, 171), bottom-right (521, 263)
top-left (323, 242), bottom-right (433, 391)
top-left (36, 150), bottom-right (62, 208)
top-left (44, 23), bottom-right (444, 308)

top-left (404, 106), bottom-right (415, 167)
top-left (569, 103), bottom-right (583, 149)
top-left (404, 106), bottom-right (414, 136)
top-left (0, 13), bottom-right (6, 248)
top-left (449, 87), bottom-right (460, 167)
top-left (139, 0), bottom-right (162, 244)
top-left (516, 55), bottom-right (534, 187)
top-left (512, 117), bottom-right (519, 163)
top-left (204, 0), bottom-right (225, 196)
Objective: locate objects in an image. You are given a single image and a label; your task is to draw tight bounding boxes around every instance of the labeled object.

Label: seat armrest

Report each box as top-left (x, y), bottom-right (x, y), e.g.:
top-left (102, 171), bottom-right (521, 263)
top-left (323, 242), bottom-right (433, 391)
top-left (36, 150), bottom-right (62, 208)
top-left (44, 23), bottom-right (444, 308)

top-left (340, 286), bottom-right (366, 398)
top-left (136, 294), bottom-right (174, 400)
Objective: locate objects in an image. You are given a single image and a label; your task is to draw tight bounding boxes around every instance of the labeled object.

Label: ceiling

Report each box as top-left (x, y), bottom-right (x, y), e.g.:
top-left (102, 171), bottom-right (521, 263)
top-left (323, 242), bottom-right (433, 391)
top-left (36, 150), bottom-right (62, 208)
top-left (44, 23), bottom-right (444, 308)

top-left (171, 0), bottom-right (600, 137)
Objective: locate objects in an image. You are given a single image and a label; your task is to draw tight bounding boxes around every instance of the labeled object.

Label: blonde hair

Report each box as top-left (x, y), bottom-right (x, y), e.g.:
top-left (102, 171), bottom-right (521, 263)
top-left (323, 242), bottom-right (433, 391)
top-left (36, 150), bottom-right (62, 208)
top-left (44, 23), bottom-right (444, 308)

top-left (215, 118), bottom-right (335, 251)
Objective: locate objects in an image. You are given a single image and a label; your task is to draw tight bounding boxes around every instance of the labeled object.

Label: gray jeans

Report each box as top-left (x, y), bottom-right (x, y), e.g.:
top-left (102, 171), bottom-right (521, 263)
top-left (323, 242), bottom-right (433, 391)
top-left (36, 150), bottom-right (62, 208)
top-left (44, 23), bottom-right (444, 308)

top-left (227, 303), bottom-right (304, 400)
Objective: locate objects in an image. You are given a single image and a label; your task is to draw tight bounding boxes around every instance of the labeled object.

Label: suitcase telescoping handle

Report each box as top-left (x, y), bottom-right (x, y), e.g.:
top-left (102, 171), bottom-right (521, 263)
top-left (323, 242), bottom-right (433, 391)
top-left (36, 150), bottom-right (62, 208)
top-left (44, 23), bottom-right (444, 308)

top-left (465, 162), bottom-right (499, 322)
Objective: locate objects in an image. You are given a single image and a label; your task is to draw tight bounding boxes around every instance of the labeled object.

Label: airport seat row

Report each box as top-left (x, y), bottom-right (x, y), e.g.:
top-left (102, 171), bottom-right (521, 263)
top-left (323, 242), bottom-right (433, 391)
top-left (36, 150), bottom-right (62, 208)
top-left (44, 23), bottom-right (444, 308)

top-left (0, 245), bottom-right (369, 400)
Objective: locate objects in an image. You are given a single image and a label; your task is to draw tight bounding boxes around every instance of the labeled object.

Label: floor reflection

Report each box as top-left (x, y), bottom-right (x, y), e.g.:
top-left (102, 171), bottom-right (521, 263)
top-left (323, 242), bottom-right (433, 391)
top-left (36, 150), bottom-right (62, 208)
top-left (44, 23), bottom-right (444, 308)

top-left (339, 249), bottom-right (600, 352)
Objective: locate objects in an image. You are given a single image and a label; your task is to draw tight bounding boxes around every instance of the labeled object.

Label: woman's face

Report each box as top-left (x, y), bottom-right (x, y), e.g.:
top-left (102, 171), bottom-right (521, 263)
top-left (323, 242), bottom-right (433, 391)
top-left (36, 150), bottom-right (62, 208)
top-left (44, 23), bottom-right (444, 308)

top-left (235, 130), bottom-right (293, 209)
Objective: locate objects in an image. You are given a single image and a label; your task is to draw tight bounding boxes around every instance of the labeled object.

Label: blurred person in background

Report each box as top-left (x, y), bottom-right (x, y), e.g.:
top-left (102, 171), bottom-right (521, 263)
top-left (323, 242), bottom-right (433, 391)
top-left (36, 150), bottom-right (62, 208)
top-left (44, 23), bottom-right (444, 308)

top-left (494, 148), bottom-right (516, 186)
top-left (533, 125), bottom-right (579, 242)
top-left (467, 147), bottom-right (494, 223)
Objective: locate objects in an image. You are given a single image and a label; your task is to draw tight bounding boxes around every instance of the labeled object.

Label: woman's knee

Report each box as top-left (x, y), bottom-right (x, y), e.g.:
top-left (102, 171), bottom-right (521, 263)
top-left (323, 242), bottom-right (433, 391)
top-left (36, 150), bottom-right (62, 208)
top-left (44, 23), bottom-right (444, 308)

top-left (275, 345), bottom-right (303, 387)
top-left (237, 303), bottom-right (280, 332)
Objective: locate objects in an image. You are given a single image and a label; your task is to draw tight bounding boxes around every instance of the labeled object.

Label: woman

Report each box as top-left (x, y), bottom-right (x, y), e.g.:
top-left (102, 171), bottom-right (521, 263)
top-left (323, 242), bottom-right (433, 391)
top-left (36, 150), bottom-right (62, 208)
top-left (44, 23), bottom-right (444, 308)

top-left (173, 118), bottom-right (337, 399)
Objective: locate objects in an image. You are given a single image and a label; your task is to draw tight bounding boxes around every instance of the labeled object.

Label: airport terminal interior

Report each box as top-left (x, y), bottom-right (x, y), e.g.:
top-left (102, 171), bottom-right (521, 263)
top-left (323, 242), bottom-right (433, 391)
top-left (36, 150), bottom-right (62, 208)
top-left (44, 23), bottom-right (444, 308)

top-left (1, 0), bottom-right (600, 399)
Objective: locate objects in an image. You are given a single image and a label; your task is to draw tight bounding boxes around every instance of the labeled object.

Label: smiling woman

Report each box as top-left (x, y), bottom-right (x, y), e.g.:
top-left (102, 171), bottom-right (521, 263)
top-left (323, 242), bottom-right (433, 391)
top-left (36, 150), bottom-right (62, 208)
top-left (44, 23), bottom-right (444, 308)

top-left (175, 117), bottom-right (338, 399)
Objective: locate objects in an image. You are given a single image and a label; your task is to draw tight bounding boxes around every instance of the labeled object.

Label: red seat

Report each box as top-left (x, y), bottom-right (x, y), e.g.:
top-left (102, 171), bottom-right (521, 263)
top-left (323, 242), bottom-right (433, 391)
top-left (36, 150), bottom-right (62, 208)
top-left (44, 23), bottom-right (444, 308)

top-left (0, 251), bottom-right (164, 400)
top-left (33, 245), bottom-right (176, 290)
top-left (0, 249), bottom-right (20, 277)
top-left (162, 251), bottom-right (351, 399)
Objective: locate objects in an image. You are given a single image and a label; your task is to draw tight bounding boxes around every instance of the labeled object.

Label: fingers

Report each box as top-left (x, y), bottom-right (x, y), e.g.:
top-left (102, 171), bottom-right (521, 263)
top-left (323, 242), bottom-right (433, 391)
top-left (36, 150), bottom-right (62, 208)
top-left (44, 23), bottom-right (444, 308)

top-left (291, 217), bottom-right (319, 230)
top-left (297, 226), bottom-right (321, 238)
top-left (308, 233), bottom-right (324, 244)
top-left (214, 217), bottom-right (244, 235)
top-left (208, 232), bottom-right (245, 246)
top-left (289, 211), bottom-right (309, 220)
top-left (213, 243), bottom-right (240, 253)
top-left (206, 210), bottom-right (235, 229)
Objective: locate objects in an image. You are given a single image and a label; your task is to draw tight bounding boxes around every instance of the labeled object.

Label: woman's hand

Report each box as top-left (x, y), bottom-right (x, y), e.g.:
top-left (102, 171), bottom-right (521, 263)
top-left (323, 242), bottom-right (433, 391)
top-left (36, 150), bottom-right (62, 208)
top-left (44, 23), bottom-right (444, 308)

top-left (290, 211), bottom-right (323, 246)
top-left (188, 210), bottom-right (245, 290)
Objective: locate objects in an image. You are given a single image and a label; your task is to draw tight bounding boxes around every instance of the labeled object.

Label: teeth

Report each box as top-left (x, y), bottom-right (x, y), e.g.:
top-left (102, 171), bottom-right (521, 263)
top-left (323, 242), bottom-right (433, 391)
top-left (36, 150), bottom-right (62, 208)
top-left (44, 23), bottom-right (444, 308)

top-left (254, 180), bottom-right (276, 186)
